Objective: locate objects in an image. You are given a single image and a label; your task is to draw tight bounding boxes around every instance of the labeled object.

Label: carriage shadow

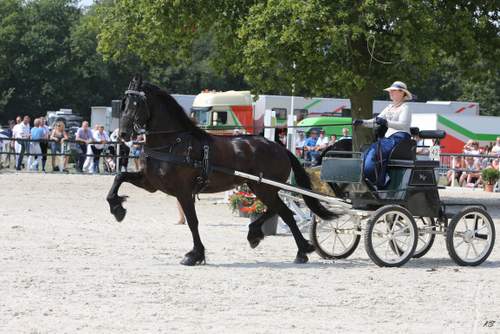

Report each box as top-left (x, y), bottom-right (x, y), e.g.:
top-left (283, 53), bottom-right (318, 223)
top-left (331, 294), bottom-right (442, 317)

top-left (209, 258), bottom-right (500, 269)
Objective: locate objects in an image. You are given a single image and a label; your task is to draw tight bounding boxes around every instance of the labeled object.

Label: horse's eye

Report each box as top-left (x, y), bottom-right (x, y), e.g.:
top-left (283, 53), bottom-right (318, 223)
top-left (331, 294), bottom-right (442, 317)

top-left (133, 102), bottom-right (137, 106)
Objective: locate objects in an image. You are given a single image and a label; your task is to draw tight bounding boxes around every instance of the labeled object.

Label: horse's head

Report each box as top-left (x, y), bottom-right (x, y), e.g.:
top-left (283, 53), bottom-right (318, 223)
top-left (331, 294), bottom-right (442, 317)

top-left (120, 75), bottom-right (150, 141)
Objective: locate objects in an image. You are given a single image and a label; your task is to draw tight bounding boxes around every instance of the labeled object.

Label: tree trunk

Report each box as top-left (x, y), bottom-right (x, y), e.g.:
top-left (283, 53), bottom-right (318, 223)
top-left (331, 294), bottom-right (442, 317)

top-left (350, 85), bottom-right (376, 151)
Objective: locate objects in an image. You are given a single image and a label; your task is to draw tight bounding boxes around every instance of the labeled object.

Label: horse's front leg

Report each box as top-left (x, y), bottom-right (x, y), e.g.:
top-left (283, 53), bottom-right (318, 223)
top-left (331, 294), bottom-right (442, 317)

top-left (177, 194), bottom-right (205, 266)
top-left (106, 171), bottom-right (150, 222)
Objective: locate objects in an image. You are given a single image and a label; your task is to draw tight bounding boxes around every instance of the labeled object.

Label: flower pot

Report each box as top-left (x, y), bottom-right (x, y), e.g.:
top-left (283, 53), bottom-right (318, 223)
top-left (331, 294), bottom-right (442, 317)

top-left (484, 184), bottom-right (494, 192)
top-left (250, 213), bottom-right (278, 236)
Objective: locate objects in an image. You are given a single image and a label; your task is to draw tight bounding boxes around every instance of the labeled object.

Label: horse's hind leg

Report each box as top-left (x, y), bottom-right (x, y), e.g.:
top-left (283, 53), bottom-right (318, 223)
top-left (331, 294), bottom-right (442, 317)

top-left (247, 210), bottom-right (275, 249)
top-left (250, 185), bottom-right (315, 264)
top-left (106, 171), bottom-right (154, 222)
top-left (177, 193), bottom-right (206, 266)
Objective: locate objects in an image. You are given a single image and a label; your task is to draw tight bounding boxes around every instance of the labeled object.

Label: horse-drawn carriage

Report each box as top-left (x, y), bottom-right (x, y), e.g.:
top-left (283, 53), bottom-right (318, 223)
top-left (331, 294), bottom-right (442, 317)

top-left (110, 76), bottom-right (495, 266)
top-left (309, 128), bottom-right (496, 267)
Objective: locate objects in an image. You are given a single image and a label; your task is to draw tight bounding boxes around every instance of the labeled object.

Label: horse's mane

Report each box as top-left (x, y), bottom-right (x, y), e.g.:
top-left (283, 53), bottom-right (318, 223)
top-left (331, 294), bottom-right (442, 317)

top-left (141, 82), bottom-right (210, 140)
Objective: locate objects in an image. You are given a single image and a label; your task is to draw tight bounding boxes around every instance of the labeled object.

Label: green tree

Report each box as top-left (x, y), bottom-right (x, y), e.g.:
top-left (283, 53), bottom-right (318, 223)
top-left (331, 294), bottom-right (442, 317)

top-left (95, 0), bottom-right (499, 146)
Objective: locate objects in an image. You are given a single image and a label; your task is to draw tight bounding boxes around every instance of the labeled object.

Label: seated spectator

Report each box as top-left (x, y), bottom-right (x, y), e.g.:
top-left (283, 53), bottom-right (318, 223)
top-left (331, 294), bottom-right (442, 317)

top-left (316, 130), bottom-right (329, 151)
top-left (446, 156), bottom-right (464, 186)
top-left (50, 121), bottom-right (69, 172)
top-left (478, 158), bottom-right (499, 188)
top-left (339, 127), bottom-right (351, 140)
top-left (459, 156), bottom-right (481, 187)
top-left (303, 130), bottom-right (319, 164)
top-left (328, 134), bottom-right (337, 146)
top-left (90, 125), bottom-right (110, 173)
top-left (491, 137), bottom-right (500, 156)
top-left (295, 131), bottom-right (306, 157)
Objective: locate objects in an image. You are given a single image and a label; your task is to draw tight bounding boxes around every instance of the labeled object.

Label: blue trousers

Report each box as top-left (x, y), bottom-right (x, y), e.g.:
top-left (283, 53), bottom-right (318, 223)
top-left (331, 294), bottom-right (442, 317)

top-left (363, 132), bottom-right (410, 188)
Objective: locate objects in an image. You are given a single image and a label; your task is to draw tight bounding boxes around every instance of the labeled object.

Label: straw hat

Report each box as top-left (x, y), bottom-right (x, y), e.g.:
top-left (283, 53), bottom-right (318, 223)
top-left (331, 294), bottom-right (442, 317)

top-left (384, 81), bottom-right (412, 101)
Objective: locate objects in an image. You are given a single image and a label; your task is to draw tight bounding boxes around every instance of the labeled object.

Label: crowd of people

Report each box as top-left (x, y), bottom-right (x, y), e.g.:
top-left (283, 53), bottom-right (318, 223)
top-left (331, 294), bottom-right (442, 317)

top-left (446, 138), bottom-right (500, 188)
top-left (0, 116), bottom-right (143, 173)
top-left (295, 127), bottom-right (351, 165)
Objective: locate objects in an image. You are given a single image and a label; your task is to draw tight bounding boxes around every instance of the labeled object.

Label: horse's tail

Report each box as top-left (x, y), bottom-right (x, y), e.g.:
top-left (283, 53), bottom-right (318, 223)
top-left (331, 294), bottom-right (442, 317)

top-left (286, 150), bottom-right (337, 220)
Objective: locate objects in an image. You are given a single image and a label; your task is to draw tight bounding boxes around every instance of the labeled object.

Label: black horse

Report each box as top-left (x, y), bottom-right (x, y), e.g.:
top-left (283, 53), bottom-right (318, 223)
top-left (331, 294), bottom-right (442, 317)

top-left (107, 76), bottom-right (336, 265)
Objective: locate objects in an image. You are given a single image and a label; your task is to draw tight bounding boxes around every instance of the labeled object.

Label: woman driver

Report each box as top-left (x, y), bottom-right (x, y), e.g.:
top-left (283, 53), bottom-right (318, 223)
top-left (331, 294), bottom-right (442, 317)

top-left (353, 81), bottom-right (413, 188)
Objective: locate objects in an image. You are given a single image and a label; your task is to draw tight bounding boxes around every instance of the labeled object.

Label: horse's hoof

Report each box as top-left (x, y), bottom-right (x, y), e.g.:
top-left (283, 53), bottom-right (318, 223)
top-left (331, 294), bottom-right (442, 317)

top-left (294, 252), bottom-right (309, 264)
top-left (180, 251), bottom-right (206, 266)
top-left (113, 206), bottom-right (127, 222)
top-left (248, 239), bottom-right (261, 249)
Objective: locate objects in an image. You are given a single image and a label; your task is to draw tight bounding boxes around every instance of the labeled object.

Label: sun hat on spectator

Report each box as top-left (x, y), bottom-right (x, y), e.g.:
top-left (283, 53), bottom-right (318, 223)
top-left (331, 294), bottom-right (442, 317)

top-left (384, 81), bottom-right (412, 100)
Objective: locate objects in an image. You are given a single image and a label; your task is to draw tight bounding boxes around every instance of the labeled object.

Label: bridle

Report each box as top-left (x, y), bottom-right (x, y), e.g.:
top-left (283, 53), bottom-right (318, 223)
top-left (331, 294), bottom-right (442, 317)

top-left (122, 89), bottom-right (180, 136)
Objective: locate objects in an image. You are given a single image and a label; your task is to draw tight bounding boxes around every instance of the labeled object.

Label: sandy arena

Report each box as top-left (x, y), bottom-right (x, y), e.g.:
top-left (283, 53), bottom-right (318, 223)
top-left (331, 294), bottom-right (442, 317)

top-left (0, 172), bottom-right (499, 333)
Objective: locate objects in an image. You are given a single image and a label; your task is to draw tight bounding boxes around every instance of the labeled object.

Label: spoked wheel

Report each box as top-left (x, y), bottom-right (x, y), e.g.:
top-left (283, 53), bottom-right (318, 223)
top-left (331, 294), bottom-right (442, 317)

top-left (446, 207), bottom-right (495, 266)
top-left (310, 212), bottom-right (361, 259)
top-left (413, 217), bottom-right (436, 258)
top-left (364, 205), bottom-right (417, 267)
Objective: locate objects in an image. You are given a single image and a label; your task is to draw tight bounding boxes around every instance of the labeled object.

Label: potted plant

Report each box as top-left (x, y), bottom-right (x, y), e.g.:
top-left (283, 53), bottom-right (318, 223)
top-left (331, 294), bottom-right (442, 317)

top-left (228, 189), bottom-right (256, 217)
top-left (481, 168), bottom-right (499, 192)
top-left (228, 186), bottom-right (278, 235)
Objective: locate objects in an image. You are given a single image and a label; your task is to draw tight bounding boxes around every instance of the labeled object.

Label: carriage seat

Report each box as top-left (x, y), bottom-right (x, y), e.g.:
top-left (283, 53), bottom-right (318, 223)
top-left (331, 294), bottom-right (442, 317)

top-left (388, 139), bottom-right (417, 161)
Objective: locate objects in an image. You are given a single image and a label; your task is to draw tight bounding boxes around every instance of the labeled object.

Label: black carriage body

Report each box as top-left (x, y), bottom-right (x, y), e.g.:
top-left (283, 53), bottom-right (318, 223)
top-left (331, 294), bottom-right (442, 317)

top-left (320, 136), bottom-right (442, 218)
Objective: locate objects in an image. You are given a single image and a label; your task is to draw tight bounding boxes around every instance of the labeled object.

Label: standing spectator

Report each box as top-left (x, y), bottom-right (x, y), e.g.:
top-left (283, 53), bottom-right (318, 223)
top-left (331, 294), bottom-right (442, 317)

top-left (83, 124), bottom-right (99, 173)
top-left (28, 118), bottom-right (44, 171)
top-left (39, 117), bottom-right (50, 172)
top-left (50, 121), bottom-right (69, 172)
top-left (131, 134), bottom-right (145, 171)
top-left (0, 120), bottom-right (15, 168)
top-left (110, 128), bottom-right (131, 172)
top-left (339, 127), bottom-right (351, 140)
top-left (91, 125), bottom-right (110, 173)
top-left (278, 131), bottom-right (287, 146)
top-left (12, 115), bottom-right (31, 170)
top-left (75, 121), bottom-right (94, 172)
top-left (491, 137), bottom-right (500, 156)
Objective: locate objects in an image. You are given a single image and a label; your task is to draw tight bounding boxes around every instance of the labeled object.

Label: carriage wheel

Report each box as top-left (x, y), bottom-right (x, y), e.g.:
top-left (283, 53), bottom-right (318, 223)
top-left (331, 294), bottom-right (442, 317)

top-left (413, 217), bottom-right (436, 258)
top-left (391, 217), bottom-right (436, 258)
top-left (364, 205), bottom-right (417, 267)
top-left (310, 212), bottom-right (361, 259)
top-left (446, 207), bottom-right (495, 266)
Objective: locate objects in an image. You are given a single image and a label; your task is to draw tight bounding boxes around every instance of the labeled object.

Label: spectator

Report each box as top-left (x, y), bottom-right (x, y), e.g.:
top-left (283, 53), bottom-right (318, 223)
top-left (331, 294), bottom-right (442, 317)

top-left (0, 120), bottom-right (15, 168)
top-left (50, 121), bottom-right (69, 172)
top-left (131, 134), bottom-right (145, 171)
top-left (339, 127), bottom-right (351, 140)
top-left (491, 137), bottom-right (500, 156)
top-left (278, 131), bottom-right (287, 146)
top-left (110, 128), bottom-right (130, 172)
top-left (446, 156), bottom-right (464, 186)
top-left (39, 117), bottom-right (50, 172)
top-left (295, 131), bottom-right (306, 157)
top-left (478, 158), bottom-right (500, 188)
top-left (459, 156), bottom-right (481, 187)
top-left (328, 134), bottom-right (337, 146)
top-left (75, 121), bottom-right (94, 172)
top-left (12, 115), bottom-right (31, 170)
top-left (303, 130), bottom-right (319, 163)
top-left (83, 124), bottom-right (99, 173)
top-left (91, 125), bottom-right (110, 173)
top-left (28, 118), bottom-right (44, 171)
top-left (316, 129), bottom-right (329, 151)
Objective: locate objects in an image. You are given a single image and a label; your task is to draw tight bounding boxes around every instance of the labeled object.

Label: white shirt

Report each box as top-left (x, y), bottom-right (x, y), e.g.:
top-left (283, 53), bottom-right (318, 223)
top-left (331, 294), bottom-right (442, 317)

top-left (316, 136), bottom-right (330, 147)
top-left (363, 103), bottom-right (411, 137)
top-left (491, 144), bottom-right (500, 155)
top-left (12, 123), bottom-right (31, 139)
top-left (93, 131), bottom-right (110, 149)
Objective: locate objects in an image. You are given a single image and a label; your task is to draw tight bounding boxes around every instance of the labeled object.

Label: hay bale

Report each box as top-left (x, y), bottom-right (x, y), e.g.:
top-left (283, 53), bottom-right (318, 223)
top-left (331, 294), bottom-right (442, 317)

top-left (306, 166), bottom-right (336, 197)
